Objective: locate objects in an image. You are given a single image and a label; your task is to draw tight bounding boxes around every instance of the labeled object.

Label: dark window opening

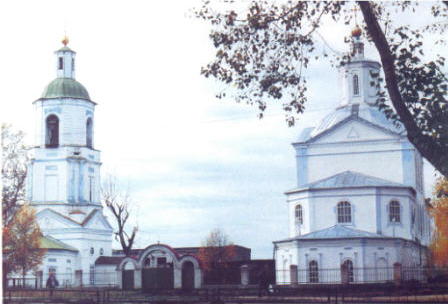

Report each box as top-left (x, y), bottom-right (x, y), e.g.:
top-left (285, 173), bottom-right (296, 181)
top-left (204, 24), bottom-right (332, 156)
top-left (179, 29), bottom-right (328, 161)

top-left (295, 205), bottom-right (303, 224)
top-left (89, 265), bottom-right (95, 285)
top-left (46, 115), bottom-right (59, 148)
top-left (308, 260), bottom-right (319, 283)
top-left (337, 201), bottom-right (352, 223)
top-left (341, 260), bottom-right (354, 283)
top-left (58, 57), bottom-right (63, 70)
top-left (353, 74), bottom-right (359, 95)
top-left (89, 176), bottom-right (93, 202)
top-left (389, 201), bottom-right (401, 223)
top-left (86, 118), bottom-right (93, 148)
top-left (72, 58), bottom-right (75, 71)
top-left (157, 257), bottom-right (167, 267)
top-left (90, 247), bottom-right (94, 255)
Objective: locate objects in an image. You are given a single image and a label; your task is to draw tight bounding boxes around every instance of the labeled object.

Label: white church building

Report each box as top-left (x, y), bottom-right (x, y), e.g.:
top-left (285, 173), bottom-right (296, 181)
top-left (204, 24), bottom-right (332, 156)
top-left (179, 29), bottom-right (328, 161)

top-left (273, 28), bottom-right (432, 285)
top-left (26, 38), bottom-right (114, 287)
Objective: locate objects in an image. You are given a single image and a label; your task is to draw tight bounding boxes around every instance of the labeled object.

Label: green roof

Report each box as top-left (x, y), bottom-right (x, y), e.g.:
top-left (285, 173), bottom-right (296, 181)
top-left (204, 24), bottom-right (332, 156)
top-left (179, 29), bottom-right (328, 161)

top-left (40, 236), bottom-right (78, 252)
top-left (57, 46), bottom-right (75, 53)
top-left (41, 78), bottom-right (90, 100)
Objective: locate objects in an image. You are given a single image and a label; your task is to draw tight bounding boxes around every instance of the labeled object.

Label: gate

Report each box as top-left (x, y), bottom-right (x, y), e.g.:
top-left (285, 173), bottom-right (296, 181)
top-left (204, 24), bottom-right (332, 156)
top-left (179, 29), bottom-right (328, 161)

top-left (182, 262), bottom-right (195, 290)
top-left (122, 270), bottom-right (134, 290)
top-left (142, 268), bottom-right (174, 292)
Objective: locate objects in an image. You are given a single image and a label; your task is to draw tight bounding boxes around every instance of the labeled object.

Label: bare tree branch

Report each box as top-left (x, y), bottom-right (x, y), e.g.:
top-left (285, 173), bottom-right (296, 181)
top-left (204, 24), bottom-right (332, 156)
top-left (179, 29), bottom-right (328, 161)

top-left (102, 175), bottom-right (138, 256)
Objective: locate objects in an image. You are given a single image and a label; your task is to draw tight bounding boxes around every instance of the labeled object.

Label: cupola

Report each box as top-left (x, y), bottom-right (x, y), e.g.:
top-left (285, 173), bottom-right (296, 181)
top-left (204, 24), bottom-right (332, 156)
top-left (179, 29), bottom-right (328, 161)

top-left (55, 36), bottom-right (76, 79)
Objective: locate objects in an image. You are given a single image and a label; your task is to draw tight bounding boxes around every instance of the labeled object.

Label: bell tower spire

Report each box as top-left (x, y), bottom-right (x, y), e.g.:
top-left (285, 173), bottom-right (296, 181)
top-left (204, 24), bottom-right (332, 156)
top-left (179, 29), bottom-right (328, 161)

top-left (55, 36), bottom-right (76, 79)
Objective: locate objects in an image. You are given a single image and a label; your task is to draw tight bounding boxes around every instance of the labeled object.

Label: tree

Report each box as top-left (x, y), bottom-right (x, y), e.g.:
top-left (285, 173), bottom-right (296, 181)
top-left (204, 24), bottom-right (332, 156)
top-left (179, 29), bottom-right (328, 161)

top-left (3, 205), bottom-right (46, 283)
top-left (195, 1), bottom-right (448, 176)
top-left (197, 228), bottom-right (236, 283)
top-left (430, 177), bottom-right (448, 266)
top-left (2, 123), bottom-right (28, 226)
top-left (102, 175), bottom-right (138, 256)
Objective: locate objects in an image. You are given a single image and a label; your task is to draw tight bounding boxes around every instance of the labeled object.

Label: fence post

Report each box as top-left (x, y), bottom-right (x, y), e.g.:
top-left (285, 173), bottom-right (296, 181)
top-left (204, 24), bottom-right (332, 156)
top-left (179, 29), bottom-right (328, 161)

top-left (96, 289), bottom-right (100, 304)
top-left (393, 263), bottom-right (402, 286)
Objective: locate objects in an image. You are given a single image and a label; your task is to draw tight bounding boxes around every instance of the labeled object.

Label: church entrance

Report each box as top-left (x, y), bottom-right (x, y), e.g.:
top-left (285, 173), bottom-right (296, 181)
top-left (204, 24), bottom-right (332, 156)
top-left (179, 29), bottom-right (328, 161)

top-left (181, 261), bottom-right (194, 290)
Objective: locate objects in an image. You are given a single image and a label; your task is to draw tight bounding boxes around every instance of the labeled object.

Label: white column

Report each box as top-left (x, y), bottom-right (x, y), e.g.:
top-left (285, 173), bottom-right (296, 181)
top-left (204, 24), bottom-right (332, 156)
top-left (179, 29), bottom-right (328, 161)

top-left (117, 270), bottom-right (122, 289)
top-left (240, 265), bottom-right (249, 286)
top-left (174, 267), bottom-right (182, 289)
top-left (134, 269), bottom-right (142, 289)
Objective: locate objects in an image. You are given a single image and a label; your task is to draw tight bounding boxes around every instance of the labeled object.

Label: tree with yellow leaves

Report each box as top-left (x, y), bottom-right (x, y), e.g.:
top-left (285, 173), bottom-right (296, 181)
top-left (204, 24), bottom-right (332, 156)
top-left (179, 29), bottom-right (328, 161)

top-left (3, 205), bottom-right (46, 284)
top-left (430, 177), bottom-right (448, 266)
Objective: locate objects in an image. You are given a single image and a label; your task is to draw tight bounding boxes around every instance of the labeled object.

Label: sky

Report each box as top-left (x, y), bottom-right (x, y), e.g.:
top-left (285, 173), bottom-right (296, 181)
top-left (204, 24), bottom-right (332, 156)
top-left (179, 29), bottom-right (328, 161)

top-left (0, 1), bottom-right (441, 258)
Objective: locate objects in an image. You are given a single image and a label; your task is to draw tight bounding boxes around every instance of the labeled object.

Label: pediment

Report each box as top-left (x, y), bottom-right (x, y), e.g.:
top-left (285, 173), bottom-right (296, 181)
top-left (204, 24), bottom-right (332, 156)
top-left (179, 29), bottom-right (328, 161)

top-left (82, 210), bottom-right (113, 231)
top-left (311, 118), bottom-right (400, 144)
top-left (36, 209), bottom-right (81, 229)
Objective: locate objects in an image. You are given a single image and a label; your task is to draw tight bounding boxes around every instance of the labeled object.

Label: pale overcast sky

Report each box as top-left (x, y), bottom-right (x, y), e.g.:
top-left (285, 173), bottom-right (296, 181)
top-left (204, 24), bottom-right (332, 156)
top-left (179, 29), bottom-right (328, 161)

top-left (0, 1), bottom-right (440, 258)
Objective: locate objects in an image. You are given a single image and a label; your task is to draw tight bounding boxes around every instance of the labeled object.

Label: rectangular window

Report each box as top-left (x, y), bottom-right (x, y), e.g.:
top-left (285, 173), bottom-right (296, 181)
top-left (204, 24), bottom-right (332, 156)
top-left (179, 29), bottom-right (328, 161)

top-left (89, 265), bottom-right (95, 285)
top-left (58, 57), bottom-right (63, 70)
top-left (48, 258), bottom-right (57, 262)
top-left (89, 176), bottom-right (94, 202)
top-left (67, 259), bottom-right (71, 264)
top-left (157, 257), bottom-right (167, 267)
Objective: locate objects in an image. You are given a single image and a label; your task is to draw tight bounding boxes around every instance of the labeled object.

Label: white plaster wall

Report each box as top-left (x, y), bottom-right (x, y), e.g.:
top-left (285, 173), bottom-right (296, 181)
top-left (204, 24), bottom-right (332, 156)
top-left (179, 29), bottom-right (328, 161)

top-left (33, 99), bottom-right (95, 148)
top-left (379, 191), bottom-right (413, 240)
top-left (55, 50), bottom-right (76, 79)
top-left (306, 142), bottom-right (404, 186)
top-left (29, 146), bottom-right (101, 204)
top-left (38, 250), bottom-right (79, 287)
top-left (275, 238), bottom-right (426, 284)
top-left (288, 197), bottom-right (311, 237)
top-left (339, 60), bottom-right (381, 106)
top-left (95, 265), bottom-right (118, 287)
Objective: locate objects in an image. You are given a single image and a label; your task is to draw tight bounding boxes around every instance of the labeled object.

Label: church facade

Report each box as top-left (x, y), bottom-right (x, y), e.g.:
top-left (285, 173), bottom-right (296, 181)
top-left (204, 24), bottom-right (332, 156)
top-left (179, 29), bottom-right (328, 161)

top-left (273, 28), bottom-right (432, 284)
top-left (27, 39), bottom-right (113, 287)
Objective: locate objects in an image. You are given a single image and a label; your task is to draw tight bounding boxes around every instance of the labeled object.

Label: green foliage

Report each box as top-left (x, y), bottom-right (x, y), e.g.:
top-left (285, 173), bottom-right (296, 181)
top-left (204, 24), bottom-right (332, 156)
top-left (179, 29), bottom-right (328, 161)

top-left (195, 1), bottom-right (448, 176)
top-left (3, 205), bottom-right (46, 277)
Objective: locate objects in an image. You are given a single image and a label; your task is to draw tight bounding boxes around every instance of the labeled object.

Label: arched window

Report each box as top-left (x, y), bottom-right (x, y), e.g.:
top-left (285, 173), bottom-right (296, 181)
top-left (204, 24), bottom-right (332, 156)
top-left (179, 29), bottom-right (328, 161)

top-left (46, 115), bottom-right (59, 148)
top-left (308, 260), bottom-right (319, 283)
top-left (353, 74), bottom-right (359, 95)
top-left (341, 260), bottom-right (354, 283)
top-left (389, 200), bottom-right (400, 223)
top-left (337, 201), bottom-right (352, 224)
top-left (295, 205), bottom-right (303, 224)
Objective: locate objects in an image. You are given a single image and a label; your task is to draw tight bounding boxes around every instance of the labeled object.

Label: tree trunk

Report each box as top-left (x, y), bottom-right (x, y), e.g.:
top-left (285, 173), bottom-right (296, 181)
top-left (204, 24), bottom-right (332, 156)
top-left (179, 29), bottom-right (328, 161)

top-left (358, 1), bottom-right (448, 177)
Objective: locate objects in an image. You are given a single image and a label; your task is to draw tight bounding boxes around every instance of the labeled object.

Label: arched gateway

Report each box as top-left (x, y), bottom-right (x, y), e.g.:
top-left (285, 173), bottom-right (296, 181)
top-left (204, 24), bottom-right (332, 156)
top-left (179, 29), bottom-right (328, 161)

top-left (117, 244), bottom-right (202, 290)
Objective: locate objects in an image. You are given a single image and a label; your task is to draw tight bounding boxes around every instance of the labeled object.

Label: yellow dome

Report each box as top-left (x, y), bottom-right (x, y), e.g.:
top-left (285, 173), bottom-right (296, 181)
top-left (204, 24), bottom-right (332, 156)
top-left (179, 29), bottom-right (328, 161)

top-left (351, 25), bottom-right (362, 37)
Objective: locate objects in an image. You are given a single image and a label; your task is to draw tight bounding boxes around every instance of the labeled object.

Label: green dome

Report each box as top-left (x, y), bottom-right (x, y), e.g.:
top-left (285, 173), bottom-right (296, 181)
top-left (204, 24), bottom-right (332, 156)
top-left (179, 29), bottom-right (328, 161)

top-left (41, 78), bottom-right (90, 100)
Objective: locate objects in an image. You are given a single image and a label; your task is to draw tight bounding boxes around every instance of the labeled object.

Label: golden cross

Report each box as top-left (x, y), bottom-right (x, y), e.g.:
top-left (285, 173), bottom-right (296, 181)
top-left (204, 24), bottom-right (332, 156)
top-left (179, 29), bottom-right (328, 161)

top-left (350, 5), bottom-right (360, 25)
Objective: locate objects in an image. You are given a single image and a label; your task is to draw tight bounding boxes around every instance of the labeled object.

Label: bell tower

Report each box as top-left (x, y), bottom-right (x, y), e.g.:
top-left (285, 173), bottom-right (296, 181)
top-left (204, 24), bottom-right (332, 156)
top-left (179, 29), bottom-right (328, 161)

top-left (339, 26), bottom-right (381, 107)
top-left (28, 37), bottom-right (102, 214)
